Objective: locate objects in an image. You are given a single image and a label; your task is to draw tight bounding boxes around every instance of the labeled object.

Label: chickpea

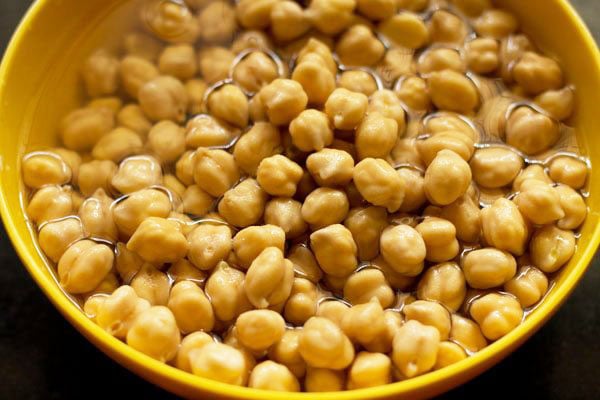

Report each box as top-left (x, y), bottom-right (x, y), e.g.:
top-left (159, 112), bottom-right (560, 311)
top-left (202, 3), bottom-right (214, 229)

top-left (57, 239), bottom-right (113, 294)
top-left (88, 96), bottom-right (122, 114)
top-left (198, 47), bottom-right (235, 84)
top-left (38, 217), bottom-right (84, 263)
top-left (185, 115), bottom-right (238, 149)
top-left (168, 258), bottom-right (207, 286)
top-left (180, 184), bottom-right (212, 217)
top-left (205, 261), bottom-right (252, 322)
top-left (117, 104), bottom-right (152, 137)
top-left (356, 0), bottom-right (396, 20)
top-left (207, 84), bottom-right (249, 129)
top-left (306, 0), bottom-right (356, 35)
top-left (232, 225), bottom-right (286, 269)
top-left (430, 13), bottom-right (468, 44)
top-left (353, 158), bottom-right (406, 212)
top-left (346, 351), bottom-right (392, 390)
top-left (305, 149), bottom-right (354, 188)
top-left (234, 122), bottom-right (282, 175)
top-left (289, 110), bottom-right (334, 153)
top-left (377, 48), bottom-right (416, 85)
top-left (268, 329), bottom-right (306, 378)
top-left (175, 331), bottom-right (213, 372)
top-left (248, 361), bottom-right (300, 392)
top-left (173, 151), bottom-right (195, 187)
top-left (60, 106), bottom-right (115, 151)
top-left (324, 88), bottom-right (368, 130)
top-left (336, 25), bottom-right (385, 67)
top-left (264, 198), bottom-right (307, 239)
top-left (549, 157), bottom-right (588, 189)
top-left (166, 281), bottom-right (214, 334)
top-left (112, 188), bottom-right (171, 238)
top-left (301, 188), bottom-right (350, 229)
top-left (292, 55), bottom-right (337, 106)
top-left (245, 247), bottom-right (294, 310)
top-left (426, 114), bottom-right (478, 141)
top-left (397, 76), bottom-right (431, 111)
top-left (404, 300), bottom-right (451, 340)
top-left (470, 147), bottom-right (523, 189)
top-left (235, 310), bottom-right (286, 352)
top-left (415, 217), bottom-right (460, 262)
top-left (305, 368), bottom-right (346, 392)
top-left (470, 293), bottom-right (523, 340)
top-left (355, 112), bottom-right (399, 160)
top-left (288, 245), bottom-right (323, 283)
top-left (474, 9), bottom-right (518, 39)
top-left (434, 341), bottom-right (467, 370)
top-left (504, 266), bottom-right (548, 308)
top-left (49, 148), bottom-right (81, 183)
top-left (22, 152), bottom-right (72, 189)
top-left (218, 179), bottom-right (267, 228)
top-left (271, 1), bottom-right (311, 42)
top-left (185, 79), bottom-right (207, 115)
top-left (79, 189), bottom-right (118, 242)
top-left (259, 79), bottom-right (308, 125)
top-left (348, 268), bottom-right (396, 306)
top-left (514, 179), bottom-right (564, 225)
top-left (450, 314), bottom-right (487, 352)
top-left (513, 52), bottom-right (563, 95)
top-left (428, 70), bottom-right (479, 114)
top-left (417, 132), bottom-right (475, 169)
top-left (189, 342), bottom-right (249, 385)
top-left (513, 164), bottom-right (552, 192)
top-left (233, 52), bottom-right (279, 94)
top-left (256, 155), bottom-right (303, 197)
top-left (336, 72), bottom-right (375, 98)
top-left (113, 242), bottom-right (143, 284)
top-left (506, 107), bottom-right (560, 155)
top-left (299, 317), bottom-right (355, 370)
top-left (451, 0), bottom-right (490, 16)
top-left (186, 223), bottom-right (231, 271)
top-left (82, 50), bottom-right (120, 98)
top-left (380, 225), bottom-right (426, 276)
top-left (315, 300), bottom-right (349, 329)
top-left (90, 127), bottom-right (141, 163)
top-left (555, 184), bottom-right (587, 230)
top-left (481, 198), bottom-right (528, 256)
top-left (26, 185), bottom-right (75, 225)
top-left (310, 224), bottom-right (357, 277)
top-left (439, 195), bottom-right (480, 243)
top-left (392, 320), bottom-right (440, 378)
top-left (123, 32), bottom-right (163, 61)
top-left (95, 285), bottom-right (150, 339)
top-left (534, 87), bottom-right (575, 121)
top-left (284, 278), bottom-right (319, 325)
top-left (199, 1), bottom-right (237, 44)
top-left (379, 13), bottom-right (429, 49)
top-left (466, 38), bottom-right (499, 75)
top-left (344, 206), bottom-right (387, 261)
top-left (424, 149), bottom-right (472, 206)
top-left (371, 256), bottom-right (416, 291)
top-left (234, 0), bottom-right (276, 29)
top-left (129, 263), bottom-right (171, 305)
top-left (157, 44), bottom-right (196, 81)
top-left (193, 148), bottom-right (240, 197)
top-left (417, 262), bottom-right (466, 312)
top-left (463, 248), bottom-right (517, 289)
top-left (297, 38), bottom-right (338, 75)
top-left (499, 34), bottom-right (535, 83)
top-left (418, 48), bottom-right (465, 76)
top-left (119, 56), bottom-right (159, 99)
top-left (126, 217), bottom-right (188, 264)
top-left (144, 0), bottom-right (200, 44)
top-left (530, 225), bottom-right (576, 273)
top-left (370, 90), bottom-right (407, 132)
top-left (111, 156), bottom-right (163, 194)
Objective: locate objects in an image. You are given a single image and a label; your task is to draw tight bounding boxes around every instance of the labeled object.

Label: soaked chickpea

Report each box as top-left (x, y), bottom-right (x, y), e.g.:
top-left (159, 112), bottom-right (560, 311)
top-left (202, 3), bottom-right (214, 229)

top-left (288, 245), bottom-right (323, 284)
top-left (119, 56), bottom-right (159, 99)
top-left (257, 155), bottom-right (304, 197)
top-left (355, 112), bottom-right (399, 160)
top-left (379, 225), bottom-right (425, 276)
top-left (233, 52), bottom-right (279, 94)
top-left (38, 218), bottom-right (84, 263)
top-left (512, 164), bottom-right (552, 191)
top-left (207, 84), bottom-right (249, 129)
top-left (283, 278), bottom-right (319, 326)
top-left (306, 0), bottom-right (356, 35)
top-left (450, 314), bottom-right (487, 352)
top-left (186, 223), bottom-right (232, 271)
top-left (429, 10), bottom-right (468, 44)
top-left (513, 52), bottom-right (563, 95)
top-left (245, 247), bottom-right (294, 309)
top-left (534, 87), bottom-right (575, 121)
top-left (158, 44), bottom-right (196, 81)
top-left (26, 185), bottom-right (75, 225)
top-left (95, 285), bottom-right (150, 339)
top-left (175, 331), bottom-right (213, 372)
top-left (234, 122), bottom-right (282, 176)
top-left (397, 76), bottom-right (431, 111)
top-left (505, 107), bottom-right (560, 155)
top-left (415, 217), bottom-right (460, 262)
top-left (306, 149), bottom-right (354, 188)
top-left (264, 198), bottom-right (307, 239)
top-left (344, 269), bottom-right (394, 307)
top-left (57, 240), bottom-right (113, 294)
top-left (474, 9), bottom-right (518, 39)
top-left (481, 198), bottom-right (528, 256)
top-left (353, 158), bottom-right (406, 212)
top-left (193, 148), bottom-right (240, 197)
top-left (428, 70), bottom-right (479, 114)
top-left (336, 25), bottom-right (385, 67)
top-left (22, 152), bottom-right (72, 189)
top-left (417, 131), bottom-right (475, 167)
top-left (217, 179), bottom-right (266, 227)
top-left (368, 90), bottom-right (407, 132)
top-left (344, 206), bottom-right (387, 261)
top-left (504, 266), bottom-right (548, 308)
top-left (127, 217), bottom-right (188, 264)
top-left (235, 310), bottom-right (286, 353)
top-left (205, 262), bottom-right (252, 322)
top-left (232, 225), bottom-right (286, 269)
top-left (439, 194), bottom-right (481, 243)
top-left (435, 341), bottom-right (467, 370)
top-left (394, 169), bottom-right (425, 212)
top-left (325, 88), bottom-right (368, 131)
top-left (299, 317), bottom-right (355, 370)
top-left (463, 248), bottom-right (517, 289)
top-left (316, 300), bottom-right (351, 328)
top-left (555, 185), bottom-right (587, 230)
top-left (117, 104), bottom-right (152, 137)
top-left (549, 157), bottom-right (588, 189)
top-left (198, 47), bottom-right (235, 84)
top-left (346, 352), bottom-right (391, 389)
top-left (425, 149), bottom-right (472, 206)
top-left (392, 320), bottom-right (440, 378)
top-left (189, 342), bottom-right (249, 385)
top-left (123, 31), bottom-right (163, 61)
top-left (167, 281), bottom-right (214, 334)
top-left (111, 156), bottom-right (163, 194)
top-left (91, 127), bottom-right (142, 163)
top-left (60, 107), bottom-right (115, 152)
top-left (168, 259), bottom-right (207, 286)
top-left (83, 50), bottom-right (120, 99)
top-left (419, 48), bottom-right (465, 75)
top-left (466, 38), bottom-right (499, 74)
top-left (292, 55), bottom-right (337, 106)
top-left (88, 95), bottom-right (123, 113)
top-left (514, 179), bottom-right (564, 225)
top-left (379, 13), bottom-right (429, 49)
top-left (310, 224), bottom-right (357, 278)
top-left (184, 79), bottom-right (207, 115)
top-left (530, 225), bottom-right (576, 273)
top-left (404, 300), bottom-right (451, 340)
top-left (112, 188), bottom-right (171, 238)
top-left (199, 1), bottom-right (237, 44)
top-left (271, 1), bottom-right (310, 42)
top-left (249, 361), bottom-right (300, 392)
top-left (79, 189), bottom-right (118, 241)
top-left (260, 79), bottom-right (308, 126)
top-left (147, 121), bottom-right (186, 164)
top-left (289, 110), bottom-right (334, 152)
top-left (301, 188), bottom-right (350, 229)
top-left (268, 329), bottom-right (307, 378)
top-left (185, 115), bottom-right (238, 149)
top-left (470, 147), bottom-right (523, 189)
top-left (417, 262), bottom-right (466, 312)
top-left (338, 71), bottom-right (378, 96)
top-left (144, 1), bottom-right (200, 44)
top-left (470, 293), bottom-right (523, 340)
top-left (181, 184), bottom-right (213, 217)
top-left (130, 263), bottom-right (170, 306)
top-left (305, 368), bottom-right (346, 392)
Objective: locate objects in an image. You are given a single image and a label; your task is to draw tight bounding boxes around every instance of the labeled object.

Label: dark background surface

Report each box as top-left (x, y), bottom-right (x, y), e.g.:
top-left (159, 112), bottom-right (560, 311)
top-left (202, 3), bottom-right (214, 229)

top-left (0, 1), bottom-right (599, 399)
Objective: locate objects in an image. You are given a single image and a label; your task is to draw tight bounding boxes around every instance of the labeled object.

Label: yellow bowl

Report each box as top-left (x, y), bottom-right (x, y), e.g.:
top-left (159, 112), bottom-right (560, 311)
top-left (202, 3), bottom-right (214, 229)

top-left (0, 0), bottom-right (599, 398)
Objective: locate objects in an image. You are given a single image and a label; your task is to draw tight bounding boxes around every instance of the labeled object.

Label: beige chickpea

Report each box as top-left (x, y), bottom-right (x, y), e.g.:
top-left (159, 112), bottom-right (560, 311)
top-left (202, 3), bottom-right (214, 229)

top-left (380, 224), bottom-right (426, 276)
top-left (189, 342), bottom-right (249, 385)
top-left (235, 0), bottom-right (277, 29)
top-left (60, 106), bottom-right (115, 152)
top-left (147, 121), bottom-right (187, 165)
top-left (117, 104), bottom-right (152, 137)
top-left (353, 158), bottom-right (406, 212)
top-left (130, 264), bottom-right (171, 306)
top-left (534, 87), bottom-right (575, 121)
top-left (248, 361), bottom-right (300, 392)
top-left (181, 185), bottom-right (213, 217)
top-left (123, 32), bottom-right (163, 61)
top-left (505, 107), bottom-right (559, 155)
top-left (372, 256), bottom-right (417, 291)
top-left (415, 217), bottom-right (460, 262)
top-left (324, 88), bottom-right (368, 130)
top-left (198, 47), bottom-right (235, 84)
top-left (175, 150), bottom-right (195, 186)
top-left (205, 262), bottom-right (252, 322)
top-left (119, 56), bottom-right (159, 99)
top-left (232, 225), bottom-right (286, 269)
top-left (466, 38), bottom-right (500, 75)
top-left (207, 84), bottom-right (249, 129)
top-left (38, 217), bottom-right (84, 263)
top-left (451, 0), bottom-right (491, 16)
top-left (259, 79), bottom-right (308, 126)
top-left (264, 198), bottom-right (307, 239)
top-left (499, 34), bottom-right (535, 82)
top-left (306, 0), bottom-right (355, 35)
top-left (418, 48), bottom-right (465, 75)
top-left (22, 152), bottom-right (72, 189)
top-left (355, 112), bottom-right (399, 160)
top-left (481, 198), bottom-right (528, 256)
top-left (344, 206), bottom-right (387, 261)
top-left (549, 157), bottom-right (588, 189)
top-left (49, 148), bottom-right (81, 185)
top-left (428, 10), bottom-right (468, 44)
top-left (306, 149), bottom-right (354, 188)
top-left (504, 266), bottom-right (549, 308)
top-left (425, 149), bottom-right (472, 206)
top-left (284, 278), bottom-right (319, 325)
top-left (305, 368), bottom-right (346, 392)
top-left (245, 247), bottom-right (294, 309)
top-left (296, 38), bottom-right (337, 75)
top-left (219, 179), bottom-right (267, 228)
top-left (514, 179), bottom-right (564, 225)
top-left (530, 225), bottom-right (576, 273)
top-left (271, 1), bottom-right (310, 42)
top-left (417, 262), bottom-right (466, 312)
top-left (289, 110), bottom-right (334, 152)
top-left (90, 127), bottom-right (141, 163)
top-left (175, 331), bottom-right (213, 372)
top-left (513, 52), bottom-right (563, 95)
top-left (301, 188), bottom-right (350, 229)
top-left (167, 281), bottom-right (214, 334)
top-left (555, 185), bottom-right (587, 230)
top-left (114, 243), bottom-right (141, 284)
top-left (379, 13), bottom-right (429, 49)
top-left (404, 300), bottom-right (451, 340)
top-left (474, 9), bottom-right (518, 39)
top-left (111, 156), bottom-right (162, 194)
top-left (83, 51), bottom-right (120, 101)
top-left (236, 309), bottom-right (286, 352)
top-left (193, 148), bottom-right (240, 197)
top-left (57, 240), bottom-right (113, 294)
top-left (336, 25), bottom-right (385, 67)
top-left (126, 306), bottom-right (180, 362)
top-left (316, 300), bottom-right (350, 328)
top-left (356, 0), bottom-right (396, 20)
top-left (27, 185), bottom-right (75, 225)
top-left (256, 155), bottom-right (303, 197)
top-left (347, 352), bottom-right (391, 390)
top-left (168, 259), bottom-right (207, 286)
top-left (158, 44), bottom-right (196, 81)
top-left (344, 269), bottom-right (394, 307)
top-left (470, 147), bottom-right (523, 189)
top-left (392, 320), bottom-right (440, 378)
top-left (310, 224), bottom-right (357, 277)
top-left (288, 245), bottom-right (323, 283)
top-left (428, 70), bottom-right (479, 114)
top-left (144, 0), bottom-right (199, 44)
top-left (299, 317), bottom-right (355, 370)
top-left (79, 189), bottom-right (118, 241)
top-left (127, 217), bottom-right (188, 264)
top-left (292, 55), bottom-right (336, 106)
top-left (112, 188), bottom-right (171, 238)
top-left (187, 223), bottom-right (232, 271)
top-left (470, 293), bottom-right (523, 340)
top-left (185, 115), bottom-right (239, 149)
top-left (463, 248), bottom-right (517, 289)
top-left (233, 52), bottom-right (279, 94)
top-left (426, 114), bottom-right (478, 141)
top-left (439, 194), bottom-right (481, 243)
top-left (434, 341), bottom-right (467, 370)
top-left (198, 1), bottom-right (236, 43)
top-left (234, 122), bottom-right (282, 176)
top-left (369, 90), bottom-right (407, 132)
top-left (185, 79), bottom-right (207, 115)
top-left (338, 70), bottom-right (377, 97)
top-left (449, 314), bottom-right (487, 352)
top-left (268, 329), bottom-right (306, 378)
top-left (513, 164), bottom-right (552, 192)
top-left (95, 285), bottom-right (150, 339)
top-left (397, 76), bottom-right (431, 111)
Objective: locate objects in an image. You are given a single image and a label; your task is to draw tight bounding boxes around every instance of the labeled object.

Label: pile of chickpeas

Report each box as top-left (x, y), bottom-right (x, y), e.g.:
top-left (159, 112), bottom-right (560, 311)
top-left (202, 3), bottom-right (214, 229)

top-left (21, 0), bottom-right (589, 392)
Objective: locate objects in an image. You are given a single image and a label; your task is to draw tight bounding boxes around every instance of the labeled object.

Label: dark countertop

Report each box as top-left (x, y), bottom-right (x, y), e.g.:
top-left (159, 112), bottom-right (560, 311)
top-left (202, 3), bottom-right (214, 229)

top-left (0, 1), bottom-right (599, 399)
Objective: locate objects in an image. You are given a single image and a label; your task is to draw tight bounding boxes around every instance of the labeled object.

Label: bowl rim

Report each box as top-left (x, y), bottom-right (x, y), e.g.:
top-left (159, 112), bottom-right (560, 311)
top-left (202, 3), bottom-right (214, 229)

top-left (1, 0), bottom-right (600, 399)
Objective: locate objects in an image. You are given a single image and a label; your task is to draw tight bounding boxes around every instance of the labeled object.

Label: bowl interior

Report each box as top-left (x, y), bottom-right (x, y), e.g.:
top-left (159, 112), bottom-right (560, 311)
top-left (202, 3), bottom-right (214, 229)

top-left (1, 0), bottom-right (599, 399)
